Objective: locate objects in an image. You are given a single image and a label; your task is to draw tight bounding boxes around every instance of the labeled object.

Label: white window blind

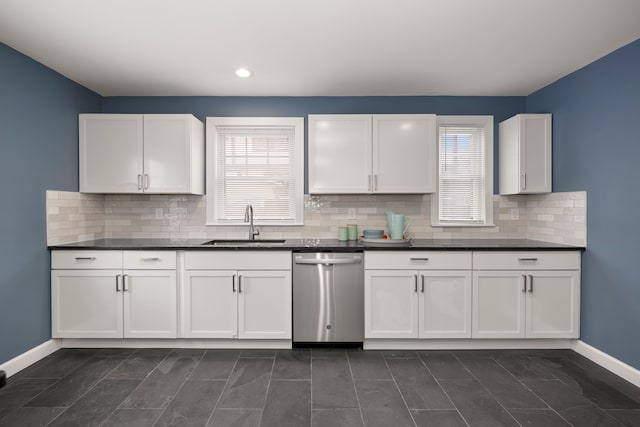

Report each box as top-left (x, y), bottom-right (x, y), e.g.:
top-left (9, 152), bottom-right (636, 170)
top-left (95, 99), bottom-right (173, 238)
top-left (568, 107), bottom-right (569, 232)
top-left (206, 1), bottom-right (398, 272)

top-left (432, 116), bottom-right (493, 227)
top-left (206, 117), bottom-right (304, 226)
top-left (438, 125), bottom-right (486, 223)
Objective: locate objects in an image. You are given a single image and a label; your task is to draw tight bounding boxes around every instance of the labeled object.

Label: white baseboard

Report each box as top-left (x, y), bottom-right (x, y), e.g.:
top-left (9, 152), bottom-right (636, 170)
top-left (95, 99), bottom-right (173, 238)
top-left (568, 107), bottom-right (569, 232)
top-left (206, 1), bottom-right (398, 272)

top-left (0, 340), bottom-right (61, 378)
top-left (364, 339), bottom-right (575, 350)
top-left (59, 338), bottom-right (292, 349)
top-left (572, 340), bottom-right (640, 388)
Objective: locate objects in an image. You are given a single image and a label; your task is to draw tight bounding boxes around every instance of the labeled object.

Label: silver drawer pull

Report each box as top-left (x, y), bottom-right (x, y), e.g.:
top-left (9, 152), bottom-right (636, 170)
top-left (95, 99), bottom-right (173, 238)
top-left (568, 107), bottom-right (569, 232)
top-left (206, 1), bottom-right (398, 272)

top-left (410, 258), bottom-right (429, 261)
top-left (74, 257), bottom-right (96, 260)
top-left (141, 257), bottom-right (160, 261)
top-left (518, 258), bottom-right (538, 262)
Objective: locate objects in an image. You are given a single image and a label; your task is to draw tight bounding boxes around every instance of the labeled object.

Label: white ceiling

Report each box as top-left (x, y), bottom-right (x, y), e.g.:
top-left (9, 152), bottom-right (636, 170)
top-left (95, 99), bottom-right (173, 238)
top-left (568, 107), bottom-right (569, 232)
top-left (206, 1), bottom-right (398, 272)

top-left (1, 0), bottom-right (639, 97)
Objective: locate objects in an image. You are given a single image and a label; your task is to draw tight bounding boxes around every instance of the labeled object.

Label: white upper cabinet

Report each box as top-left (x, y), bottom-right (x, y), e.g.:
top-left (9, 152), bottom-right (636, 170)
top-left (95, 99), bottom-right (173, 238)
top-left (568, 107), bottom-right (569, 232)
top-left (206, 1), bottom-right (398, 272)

top-left (372, 115), bottom-right (436, 193)
top-left (308, 114), bottom-right (436, 194)
top-left (308, 115), bottom-right (372, 193)
top-left (499, 114), bottom-right (552, 195)
top-left (79, 114), bottom-right (204, 194)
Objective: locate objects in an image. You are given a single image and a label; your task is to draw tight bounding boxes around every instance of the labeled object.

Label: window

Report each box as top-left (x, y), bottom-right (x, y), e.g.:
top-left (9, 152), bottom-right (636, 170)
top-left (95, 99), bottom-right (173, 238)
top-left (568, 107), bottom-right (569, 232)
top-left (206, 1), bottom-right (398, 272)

top-left (206, 117), bottom-right (304, 226)
top-left (431, 116), bottom-right (493, 227)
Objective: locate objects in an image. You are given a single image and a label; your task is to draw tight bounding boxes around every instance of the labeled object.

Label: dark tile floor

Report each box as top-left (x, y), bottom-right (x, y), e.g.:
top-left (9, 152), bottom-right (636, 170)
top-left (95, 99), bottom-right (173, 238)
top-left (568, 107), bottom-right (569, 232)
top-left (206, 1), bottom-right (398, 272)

top-left (1, 348), bottom-right (640, 426)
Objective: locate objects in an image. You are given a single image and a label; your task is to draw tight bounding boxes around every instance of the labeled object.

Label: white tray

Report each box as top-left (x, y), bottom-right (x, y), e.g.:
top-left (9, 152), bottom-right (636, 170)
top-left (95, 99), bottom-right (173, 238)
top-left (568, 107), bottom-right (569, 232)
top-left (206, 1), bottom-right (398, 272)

top-left (360, 238), bottom-right (411, 247)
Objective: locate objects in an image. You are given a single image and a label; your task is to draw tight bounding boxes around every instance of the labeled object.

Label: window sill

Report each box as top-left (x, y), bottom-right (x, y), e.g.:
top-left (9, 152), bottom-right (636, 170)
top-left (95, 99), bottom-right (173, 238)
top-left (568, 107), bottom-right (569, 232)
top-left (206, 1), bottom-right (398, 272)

top-left (431, 222), bottom-right (496, 228)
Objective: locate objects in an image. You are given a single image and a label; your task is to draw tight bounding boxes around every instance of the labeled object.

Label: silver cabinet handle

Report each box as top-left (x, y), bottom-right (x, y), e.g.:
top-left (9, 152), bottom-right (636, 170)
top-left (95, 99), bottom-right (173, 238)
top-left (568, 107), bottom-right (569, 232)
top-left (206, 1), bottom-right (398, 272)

top-left (518, 258), bottom-right (538, 262)
top-left (137, 174), bottom-right (142, 190)
top-left (232, 274), bottom-right (236, 293)
top-left (123, 274), bottom-right (129, 292)
top-left (74, 257), bottom-right (96, 260)
top-left (528, 274), bottom-right (533, 292)
top-left (410, 257), bottom-right (429, 261)
top-left (414, 274), bottom-right (418, 292)
top-left (238, 275), bottom-right (242, 293)
top-left (522, 274), bottom-right (527, 292)
top-left (368, 175), bottom-right (372, 192)
top-left (116, 274), bottom-right (121, 292)
top-left (421, 275), bottom-right (425, 293)
top-left (144, 174), bottom-right (149, 189)
top-left (374, 174), bottom-right (378, 191)
top-left (141, 257), bottom-right (160, 261)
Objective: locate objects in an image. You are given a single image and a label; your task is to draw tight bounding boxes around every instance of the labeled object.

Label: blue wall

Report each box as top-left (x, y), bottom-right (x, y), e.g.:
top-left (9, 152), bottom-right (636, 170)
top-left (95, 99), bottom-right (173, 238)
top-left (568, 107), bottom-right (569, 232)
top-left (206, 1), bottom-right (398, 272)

top-left (0, 43), bottom-right (102, 364)
top-left (103, 96), bottom-right (525, 193)
top-left (527, 39), bottom-right (640, 369)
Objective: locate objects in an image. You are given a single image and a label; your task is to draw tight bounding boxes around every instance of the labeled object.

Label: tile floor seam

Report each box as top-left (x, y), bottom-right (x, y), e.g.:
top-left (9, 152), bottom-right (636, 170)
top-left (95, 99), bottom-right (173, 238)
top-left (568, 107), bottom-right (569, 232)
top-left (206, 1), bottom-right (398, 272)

top-left (102, 350), bottom-right (172, 426)
top-left (450, 352), bottom-right (525, 427)
top-left (203, 351), bottom-right (241, 427)
top-left (346, 351), bottom-right (367, 427)
top-left (414, 354), bottom-right (470, 427)
top-left (151, 351), bottom-right (207, 426)
top-left (381, 355), bottom-right (419, 427)
top-left (257, 353), bottom-right (277, 427)
top-left (43, 355), bottom-right (130, 427)
top-left (493, 356), bottom-right (574, 426)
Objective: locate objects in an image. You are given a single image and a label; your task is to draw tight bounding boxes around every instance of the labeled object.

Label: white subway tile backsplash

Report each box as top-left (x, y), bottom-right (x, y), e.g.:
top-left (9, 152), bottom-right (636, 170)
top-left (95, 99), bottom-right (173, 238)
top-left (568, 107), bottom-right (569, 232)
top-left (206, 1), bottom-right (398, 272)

top-left (46, 190), bottom-right (586, 247)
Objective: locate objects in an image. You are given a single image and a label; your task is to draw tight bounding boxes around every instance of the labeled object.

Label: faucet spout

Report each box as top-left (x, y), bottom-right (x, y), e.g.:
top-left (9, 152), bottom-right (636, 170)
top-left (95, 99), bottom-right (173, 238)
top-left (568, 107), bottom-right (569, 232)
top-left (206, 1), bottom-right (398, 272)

top-left (244, 205), bottom-right (260, 240)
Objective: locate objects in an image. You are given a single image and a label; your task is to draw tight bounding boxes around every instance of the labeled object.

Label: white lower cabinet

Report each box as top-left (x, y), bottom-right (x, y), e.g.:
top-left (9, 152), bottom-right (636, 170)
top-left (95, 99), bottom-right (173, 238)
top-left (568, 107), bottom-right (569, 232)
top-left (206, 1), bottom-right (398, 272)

top-left (181, 251), bottom-right (292, 340)
top-left (364, 252), bottom-right (472, 339)
top-left (472, 252), bottom-right (580, 339)
top-left (51, 250), bottom-right (177, 339)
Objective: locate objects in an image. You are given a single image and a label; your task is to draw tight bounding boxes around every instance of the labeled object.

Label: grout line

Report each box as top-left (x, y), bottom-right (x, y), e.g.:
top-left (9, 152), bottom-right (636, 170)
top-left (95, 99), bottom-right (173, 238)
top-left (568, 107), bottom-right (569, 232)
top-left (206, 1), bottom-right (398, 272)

top-left (257, 352), bottom-right (278, 426)
top-left (381, 355), bottom-right (419, 427)
top-left (416, 351), bottom-right (471, 427)
top-left (203, 350), bottom-right (242, 427)
top-left (345, 350), bottom-right (367, 427)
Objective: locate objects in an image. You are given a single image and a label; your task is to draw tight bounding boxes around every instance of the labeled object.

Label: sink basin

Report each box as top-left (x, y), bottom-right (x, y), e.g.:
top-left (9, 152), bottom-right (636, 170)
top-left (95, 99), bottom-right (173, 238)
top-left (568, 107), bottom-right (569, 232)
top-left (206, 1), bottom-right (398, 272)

top-left (201, 239), bottom-right (286, 247)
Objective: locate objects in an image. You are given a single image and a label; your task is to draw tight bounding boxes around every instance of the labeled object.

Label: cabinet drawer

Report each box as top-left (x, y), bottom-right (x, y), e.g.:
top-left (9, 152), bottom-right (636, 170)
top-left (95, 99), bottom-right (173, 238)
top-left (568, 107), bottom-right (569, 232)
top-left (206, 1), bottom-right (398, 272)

top-left (51, 250), bottom-right (122, 269)
top-left (365, 251), bottom-right (472, 270)
top-left (473, 251), bottom-right (580, 270)
top-left (123, 251), bottom-right (177, 270)
top-left (185, 251), bottom-right (292, 270)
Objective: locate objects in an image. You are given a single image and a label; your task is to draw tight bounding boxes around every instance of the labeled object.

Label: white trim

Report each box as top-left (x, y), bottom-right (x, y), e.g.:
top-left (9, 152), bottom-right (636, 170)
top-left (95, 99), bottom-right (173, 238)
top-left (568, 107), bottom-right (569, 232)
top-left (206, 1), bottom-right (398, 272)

top-left (59, 338), bottom-right (292, 349)
top-left (364, 339), bottom-right (575, 350)
top-left (572, 340), bottom-right (640, 389)
top-left (0, 340), bottom-right (61, 377)
top-left (432, 115), bottom-right (494, 227)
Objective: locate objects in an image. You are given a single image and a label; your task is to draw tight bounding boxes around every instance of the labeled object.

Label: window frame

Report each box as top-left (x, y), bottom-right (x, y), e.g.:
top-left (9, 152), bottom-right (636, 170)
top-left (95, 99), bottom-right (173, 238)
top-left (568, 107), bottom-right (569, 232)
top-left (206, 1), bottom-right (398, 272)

top-left (205, 116), bottom-right (305, 226)
top-left (431, 115), bottom-right (494, 227)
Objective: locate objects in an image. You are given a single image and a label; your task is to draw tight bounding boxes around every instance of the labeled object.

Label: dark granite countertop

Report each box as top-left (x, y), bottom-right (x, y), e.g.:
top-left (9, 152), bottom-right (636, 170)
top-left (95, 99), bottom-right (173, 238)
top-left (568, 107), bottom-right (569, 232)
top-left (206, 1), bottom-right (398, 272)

top-left (48, 238), bottom-right (584, 251)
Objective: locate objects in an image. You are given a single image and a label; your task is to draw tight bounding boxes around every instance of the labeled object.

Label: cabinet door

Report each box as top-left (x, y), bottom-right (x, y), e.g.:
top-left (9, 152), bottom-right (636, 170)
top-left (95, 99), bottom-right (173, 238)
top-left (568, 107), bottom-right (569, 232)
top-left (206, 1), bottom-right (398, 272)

top-left (238, 270), bottom-right (292, 339)
top-left (418, 271), bottom-right (471, 338)
top-left (372, 114), bottom-right (436, 193)
top-left (123, 270), bottom-right (177, 338)
top-left (143, 115), bottom-right (203, 194)
top-left (79, 114), bottom-right (143, 193)
top-left (521, 114), bottom-right (551, 194)
top-left (472, 271), bottom-right (526, 338)
top-left (51, 270), bottom-right (123, 338)
top-left (181, 270), bottom-right (238, 338)
top-left (308, 115), bottom-right (372, 193)
top-left (526, 270), bottom-right (580, 338)
top-left (364, 270), bottom-right (418, 339)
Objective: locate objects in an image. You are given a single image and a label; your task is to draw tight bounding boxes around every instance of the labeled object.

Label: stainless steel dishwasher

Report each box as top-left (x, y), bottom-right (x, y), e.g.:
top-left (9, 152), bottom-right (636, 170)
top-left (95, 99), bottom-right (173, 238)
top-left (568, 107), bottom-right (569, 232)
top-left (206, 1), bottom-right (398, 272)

top-left (293, 252), bottom-right (364, 344)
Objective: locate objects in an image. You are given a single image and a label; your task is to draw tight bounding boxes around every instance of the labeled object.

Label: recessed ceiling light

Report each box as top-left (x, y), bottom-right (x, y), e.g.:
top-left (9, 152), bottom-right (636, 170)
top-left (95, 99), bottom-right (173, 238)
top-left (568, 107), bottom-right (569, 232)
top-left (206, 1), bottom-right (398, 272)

top-left (235, 68), bottom-right (252, 78)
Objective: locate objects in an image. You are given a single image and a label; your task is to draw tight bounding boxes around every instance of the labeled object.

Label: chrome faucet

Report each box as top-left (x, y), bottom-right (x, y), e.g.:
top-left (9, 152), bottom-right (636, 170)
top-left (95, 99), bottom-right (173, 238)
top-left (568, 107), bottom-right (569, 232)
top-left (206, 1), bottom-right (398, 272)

top-left (244, 204), bottom-right (260, 240)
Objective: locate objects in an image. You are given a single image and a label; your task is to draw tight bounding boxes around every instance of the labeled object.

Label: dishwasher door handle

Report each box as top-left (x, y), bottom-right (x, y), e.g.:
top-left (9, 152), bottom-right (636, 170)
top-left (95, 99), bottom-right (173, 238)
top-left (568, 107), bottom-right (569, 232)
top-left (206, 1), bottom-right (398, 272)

top-left (294, 255), bottom-right (362, 265)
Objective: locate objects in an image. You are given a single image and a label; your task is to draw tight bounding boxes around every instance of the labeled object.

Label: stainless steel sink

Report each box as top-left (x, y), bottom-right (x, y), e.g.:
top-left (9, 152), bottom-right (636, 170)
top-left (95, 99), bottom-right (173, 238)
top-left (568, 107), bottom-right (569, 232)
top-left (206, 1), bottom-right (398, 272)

top-left (201, 239), bottom-right (286, 247)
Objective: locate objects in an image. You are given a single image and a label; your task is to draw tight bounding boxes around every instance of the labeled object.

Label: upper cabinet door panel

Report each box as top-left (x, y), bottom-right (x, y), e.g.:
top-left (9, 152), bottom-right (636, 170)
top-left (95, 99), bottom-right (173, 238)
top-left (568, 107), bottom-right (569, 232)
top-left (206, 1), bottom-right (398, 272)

top-left (79, 114), bottom-right (143, 193)
top-left (308, 115), bottom-right (372, 193)
top-left (522, 114), bottom-right (552, 193)
top-left (143, 115), bottom-right (200, 194)
top-left (372, 114), bottom-right (436, 193)
top-left (499, 113), bottom-right (551, 195)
